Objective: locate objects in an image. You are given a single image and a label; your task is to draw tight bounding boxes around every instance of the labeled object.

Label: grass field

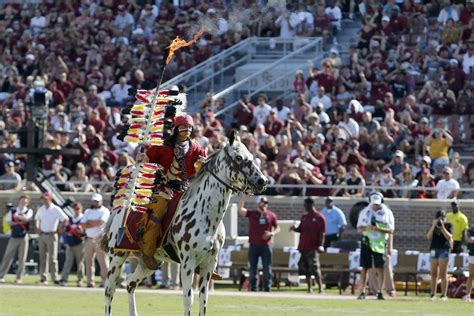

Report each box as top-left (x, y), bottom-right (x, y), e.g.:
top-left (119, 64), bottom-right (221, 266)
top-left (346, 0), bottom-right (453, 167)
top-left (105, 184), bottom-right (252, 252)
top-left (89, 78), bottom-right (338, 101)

top-left (1, 284), bottom-right (472, 316)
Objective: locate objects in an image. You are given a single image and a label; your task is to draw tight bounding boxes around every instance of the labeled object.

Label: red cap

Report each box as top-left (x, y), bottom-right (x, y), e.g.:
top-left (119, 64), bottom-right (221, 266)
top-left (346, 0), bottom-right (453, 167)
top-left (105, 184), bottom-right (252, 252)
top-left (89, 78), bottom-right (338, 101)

top-left (259, 196), bottom-right (268, 203)
top-left (175, 115), bottom-right (193, 127)
top-left (42, 192), bottom-right (53, 200)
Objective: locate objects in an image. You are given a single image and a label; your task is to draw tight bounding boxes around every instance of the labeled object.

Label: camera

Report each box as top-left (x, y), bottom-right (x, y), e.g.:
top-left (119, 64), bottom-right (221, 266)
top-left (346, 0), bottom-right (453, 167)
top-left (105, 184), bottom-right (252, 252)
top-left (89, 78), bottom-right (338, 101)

top-left (6, 202), bottom-right (13, 209)
top-left (436, 219), bottom-right (444, 227)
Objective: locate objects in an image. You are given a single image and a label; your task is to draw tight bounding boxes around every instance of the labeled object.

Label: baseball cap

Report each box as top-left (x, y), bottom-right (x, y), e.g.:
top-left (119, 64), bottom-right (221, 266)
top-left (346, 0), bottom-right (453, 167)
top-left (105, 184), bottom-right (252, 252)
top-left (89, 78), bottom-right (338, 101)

top-left (422, 156), bottom-right (432, 164)
top-left (316, 133), bottom-right (325, 141)
top-left (326, 196), bottom-right (333, 202)
top-left (5, 161), bottom-right (14, 167)
top-left (371, 194), bottom-right (383, 205)
top-left (259, 196), bottom-right (268, 203)
top-left (382, 16), bottom-right (390, 22)
top-left (304, 197), bottom-right (314, 205)
top-left (330, 48), bottom-right (339, 55)
top-left (436, 209), bottom-right (446, 218)
top-left (92, 193), bottom-right (103, 202)
top-left (329, 152), bottom-right (338, 159)
top-left (443, 166), bottom-right (453, 174)
top-left (420, 117), bottom-right (429, 124)
top-left (26, 54), bottom-right (35, 61)
top-left (449, 59), bottom-right (459, 65)
top-left (42, 192), bottom-right (53, 200)
top-left (394, 150), bottom-right (404, 158)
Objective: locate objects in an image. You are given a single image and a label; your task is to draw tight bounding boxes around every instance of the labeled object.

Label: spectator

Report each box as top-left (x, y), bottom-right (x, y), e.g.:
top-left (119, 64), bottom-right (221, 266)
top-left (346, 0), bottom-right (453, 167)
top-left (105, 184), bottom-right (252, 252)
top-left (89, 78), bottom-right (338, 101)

top-left (59, 202), bottom-right (85, 287)
top-left (233, 95), bottom-right (255, 129)
top-left (253, 94), bottom-right (272, 126)
top-left (426, 125), bottom-right (453, 174)
top-left (110, 76), bottom-right (131, 107)
top-left (290, 197), bottom-right (326, 294)
top-left (356, 192), bottom-right (395, 300)
top-left (446, 199), bottom-right (469, 254)
top-left (264, 110), bottom-right (284, 136)
top-left (0, 161), bottom-right (22, 191)
top-left (35, 192), bottom-right (68, 285)
top-left (343, 164), bottom-right (365, 197)
top-left (0, 195), bottom-right (33, 284)
top-left (321, 197), bottom-right (347, 249)
top-left (417, 167), bottom-right (437, 199)
top-left (436, 166), bottom-right (460, 200)
top-left (81, 193), bottom-right (110, 288)
top-left (426, 210), bottom-right (453, 301)
top-left (449, 152), bottom-right (465, 184)
top-left (238, 195), bottom-right (280, 292)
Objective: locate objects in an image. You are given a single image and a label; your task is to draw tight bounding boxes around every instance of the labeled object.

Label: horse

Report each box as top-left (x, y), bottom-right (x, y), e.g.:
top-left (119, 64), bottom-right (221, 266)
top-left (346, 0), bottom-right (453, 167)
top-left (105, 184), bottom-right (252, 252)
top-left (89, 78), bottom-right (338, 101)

top-left (102, 129), bottom-right (268, 316)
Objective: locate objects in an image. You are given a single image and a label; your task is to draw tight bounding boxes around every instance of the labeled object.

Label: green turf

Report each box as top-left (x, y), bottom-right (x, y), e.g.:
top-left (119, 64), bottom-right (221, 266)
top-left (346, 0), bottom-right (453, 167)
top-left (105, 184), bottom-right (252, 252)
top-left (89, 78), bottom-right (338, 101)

top-left (0, 286), bottom-right (472, 316)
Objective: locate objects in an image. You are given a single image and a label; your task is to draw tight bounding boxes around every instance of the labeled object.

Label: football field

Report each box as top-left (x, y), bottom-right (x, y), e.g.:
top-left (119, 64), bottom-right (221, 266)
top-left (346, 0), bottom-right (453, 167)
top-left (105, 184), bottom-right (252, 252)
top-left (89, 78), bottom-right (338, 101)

top-left (0, 285), bottom-right (472, 316)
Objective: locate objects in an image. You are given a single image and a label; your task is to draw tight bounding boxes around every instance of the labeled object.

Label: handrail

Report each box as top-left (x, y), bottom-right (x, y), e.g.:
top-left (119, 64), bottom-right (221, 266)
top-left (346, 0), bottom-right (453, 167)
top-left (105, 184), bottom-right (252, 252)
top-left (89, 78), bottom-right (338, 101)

top-left (161, 37), bottom-right (254, 89)
top-left (212, 38), bottom-right (322, 103)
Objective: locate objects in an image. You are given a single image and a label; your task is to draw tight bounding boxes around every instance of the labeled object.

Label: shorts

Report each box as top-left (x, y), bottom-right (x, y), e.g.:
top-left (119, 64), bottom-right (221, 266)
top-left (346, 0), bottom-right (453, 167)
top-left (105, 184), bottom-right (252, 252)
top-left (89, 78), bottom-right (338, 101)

top-left (430, 248), bottom-right (450, 260)
top-left (360, 237), bottom-right (385, 269)
top-left (468, 256), bottom-right (474, 265)
top-left (298, 250), bottom-right (321, 278)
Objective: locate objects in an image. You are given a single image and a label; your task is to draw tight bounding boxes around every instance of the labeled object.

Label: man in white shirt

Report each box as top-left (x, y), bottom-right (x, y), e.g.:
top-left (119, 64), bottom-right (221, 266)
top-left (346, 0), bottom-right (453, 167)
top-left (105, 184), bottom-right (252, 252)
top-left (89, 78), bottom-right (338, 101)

top-left (310, 86), bottom-right (332, 111)
top-left (338, 111), bottom-right (359, 139)
top-left (35, 192), bottom-right (68, 285)
top-left (110, 76), bottom-right (131, 107)
top-left (81, 193), bottom-right (110, 287)
top-left (462, 44), bottom-right (474, 75)
top-left (275, 9), bottom-right (296, 38)
top-left (436, 167), bottom-right (460, 199)
top-left (325, 0), bottom-right (342, 36)
top-left (0, 195), bottom-right (34, 284)
top-left (253, 94), bottom-right (272, 126)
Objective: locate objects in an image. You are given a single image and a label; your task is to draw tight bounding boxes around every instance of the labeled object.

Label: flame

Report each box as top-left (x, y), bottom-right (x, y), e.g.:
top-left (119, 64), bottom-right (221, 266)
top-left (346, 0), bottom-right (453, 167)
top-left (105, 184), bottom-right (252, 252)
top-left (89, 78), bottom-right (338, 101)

top-left (166, 27), bottom-right (205, 65)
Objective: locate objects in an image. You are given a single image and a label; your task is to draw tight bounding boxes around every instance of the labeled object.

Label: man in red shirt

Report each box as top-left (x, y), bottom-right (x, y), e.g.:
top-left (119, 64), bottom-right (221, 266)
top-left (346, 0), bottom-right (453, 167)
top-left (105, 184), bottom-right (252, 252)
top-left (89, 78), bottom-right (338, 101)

top-left (290, 198), bottom-right (326, 293)
top-left (264, 110), bottom-right (284, 136)
top-left (238, 195), bottom-right (280, 292)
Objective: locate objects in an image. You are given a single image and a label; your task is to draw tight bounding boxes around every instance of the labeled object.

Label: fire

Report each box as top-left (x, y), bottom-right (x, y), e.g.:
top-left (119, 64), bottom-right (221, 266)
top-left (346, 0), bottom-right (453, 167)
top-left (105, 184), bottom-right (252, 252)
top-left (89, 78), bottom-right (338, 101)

top-left (166, 27), bottom-right (205, 65)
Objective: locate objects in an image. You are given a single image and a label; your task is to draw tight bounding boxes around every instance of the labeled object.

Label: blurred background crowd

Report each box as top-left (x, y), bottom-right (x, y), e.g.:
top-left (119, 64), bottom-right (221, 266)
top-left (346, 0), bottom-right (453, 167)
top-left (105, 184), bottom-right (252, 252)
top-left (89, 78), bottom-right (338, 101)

top-left (0, 0), bottom-right (473, 199)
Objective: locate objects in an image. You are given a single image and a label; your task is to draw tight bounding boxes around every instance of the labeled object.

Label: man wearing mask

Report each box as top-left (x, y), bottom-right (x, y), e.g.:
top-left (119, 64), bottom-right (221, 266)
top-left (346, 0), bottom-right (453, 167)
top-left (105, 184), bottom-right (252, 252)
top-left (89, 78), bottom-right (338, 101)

top-left (59, 202), bottom-right (85, 287)
top-left (238, 195), bottom-right (280, 292)
top-left (0, 195), bottom-right (33, 284)
top-left (290, 198), bottom-right (326, 293)
top-left (446, 199), bottom-right (469, 254)
top-left (81, 194), bottom-right (110, 288)
top-left (321, 197), bottom-right (347, 249)
top-left (356, 192), bottom-right (394, 300)
top-left (35, 192), bottom-right (68, 285)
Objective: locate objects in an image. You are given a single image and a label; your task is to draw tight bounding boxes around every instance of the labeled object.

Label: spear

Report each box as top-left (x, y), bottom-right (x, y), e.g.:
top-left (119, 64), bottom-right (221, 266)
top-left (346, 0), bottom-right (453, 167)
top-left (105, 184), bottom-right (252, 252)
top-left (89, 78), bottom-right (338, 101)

top-left (116, 27), bottom-right (205, 246)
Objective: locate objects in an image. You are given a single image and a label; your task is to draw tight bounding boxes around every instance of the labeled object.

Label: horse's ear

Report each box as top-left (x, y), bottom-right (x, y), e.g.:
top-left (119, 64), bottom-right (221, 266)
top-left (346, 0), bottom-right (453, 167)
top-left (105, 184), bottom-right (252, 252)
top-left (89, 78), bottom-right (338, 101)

top-left (227, 128), bottom-right (237, 146)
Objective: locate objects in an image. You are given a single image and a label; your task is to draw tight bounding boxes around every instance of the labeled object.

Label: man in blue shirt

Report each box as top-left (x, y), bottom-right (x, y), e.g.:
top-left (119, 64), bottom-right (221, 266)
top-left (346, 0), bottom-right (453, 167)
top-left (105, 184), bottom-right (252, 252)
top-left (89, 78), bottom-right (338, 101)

top-left (321, 197), bottom-right (347, 248)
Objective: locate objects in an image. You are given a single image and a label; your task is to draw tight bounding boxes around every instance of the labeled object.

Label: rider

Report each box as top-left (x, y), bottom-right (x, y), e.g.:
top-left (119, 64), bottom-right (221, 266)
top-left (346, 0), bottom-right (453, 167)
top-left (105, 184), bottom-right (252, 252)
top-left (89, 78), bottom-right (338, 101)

top-left (141, 114), bottom-right (206, 270)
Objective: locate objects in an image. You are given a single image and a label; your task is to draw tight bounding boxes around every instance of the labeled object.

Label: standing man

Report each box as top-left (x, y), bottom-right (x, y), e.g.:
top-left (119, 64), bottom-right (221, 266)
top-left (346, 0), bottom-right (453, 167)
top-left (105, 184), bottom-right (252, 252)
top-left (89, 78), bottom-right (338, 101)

top-left (81, 193), bottom-right (110, 288)
top-left (290, 198), bottom-right (326, 293)
top-left (35, 192), bottom-right (68, 285)
top-left (0, 195), bottom-right (33, 284)
top-left (356, 192), bottom-right (394, 300)
top-left (436, 166), bottom-right (460, 199)
top-left (59, 202), bottom-right (85, 287)
top-left (321, 197), bottom-right (347, 249)
top-left (446, 199), bottom-right (469, 254)
top-left (238, 195), bottom-right (280, 292)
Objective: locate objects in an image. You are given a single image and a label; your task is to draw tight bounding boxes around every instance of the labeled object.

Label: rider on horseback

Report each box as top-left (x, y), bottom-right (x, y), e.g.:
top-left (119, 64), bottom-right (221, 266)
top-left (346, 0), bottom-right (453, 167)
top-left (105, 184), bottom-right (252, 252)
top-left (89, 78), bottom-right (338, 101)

top-left (141, 114), bottom-right (206, 270)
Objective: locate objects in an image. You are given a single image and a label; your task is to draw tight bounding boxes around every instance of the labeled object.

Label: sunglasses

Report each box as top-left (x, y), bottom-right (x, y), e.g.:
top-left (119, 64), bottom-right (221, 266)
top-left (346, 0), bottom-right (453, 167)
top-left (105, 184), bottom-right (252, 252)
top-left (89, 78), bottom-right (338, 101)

top-left (178, 126), bottom-right (192, 131)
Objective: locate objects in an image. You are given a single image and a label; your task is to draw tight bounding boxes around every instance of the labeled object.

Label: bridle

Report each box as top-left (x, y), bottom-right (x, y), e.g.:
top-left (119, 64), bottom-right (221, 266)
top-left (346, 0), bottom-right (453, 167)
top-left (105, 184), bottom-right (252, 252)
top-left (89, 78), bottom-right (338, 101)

top-left (205, 146), bottom-right (253, 193)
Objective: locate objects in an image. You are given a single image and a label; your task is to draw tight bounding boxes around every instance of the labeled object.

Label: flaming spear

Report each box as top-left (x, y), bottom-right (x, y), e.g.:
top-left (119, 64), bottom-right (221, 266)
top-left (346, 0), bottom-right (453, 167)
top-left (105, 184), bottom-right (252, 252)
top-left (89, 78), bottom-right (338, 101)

top-left (113, 28), bottom-right (205, 247)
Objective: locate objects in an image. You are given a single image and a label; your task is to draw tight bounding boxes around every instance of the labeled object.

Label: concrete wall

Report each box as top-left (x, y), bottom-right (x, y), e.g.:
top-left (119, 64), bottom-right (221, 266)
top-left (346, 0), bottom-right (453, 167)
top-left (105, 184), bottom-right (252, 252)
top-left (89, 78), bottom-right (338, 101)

top-left (1, 192), bottom-right (473, 252)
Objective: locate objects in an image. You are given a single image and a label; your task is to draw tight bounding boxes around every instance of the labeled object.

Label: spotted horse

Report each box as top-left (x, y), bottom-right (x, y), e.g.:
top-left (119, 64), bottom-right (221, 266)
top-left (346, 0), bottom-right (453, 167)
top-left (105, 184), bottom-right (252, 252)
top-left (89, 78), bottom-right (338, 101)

top-left (102, 129), bottom-right (267, 316)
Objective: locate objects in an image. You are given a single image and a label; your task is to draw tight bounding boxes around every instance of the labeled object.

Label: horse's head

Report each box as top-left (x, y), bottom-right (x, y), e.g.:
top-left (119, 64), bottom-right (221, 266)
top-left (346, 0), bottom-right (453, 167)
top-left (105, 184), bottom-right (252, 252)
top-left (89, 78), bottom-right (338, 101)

top-left (221, 129), bottom-right (268, 193)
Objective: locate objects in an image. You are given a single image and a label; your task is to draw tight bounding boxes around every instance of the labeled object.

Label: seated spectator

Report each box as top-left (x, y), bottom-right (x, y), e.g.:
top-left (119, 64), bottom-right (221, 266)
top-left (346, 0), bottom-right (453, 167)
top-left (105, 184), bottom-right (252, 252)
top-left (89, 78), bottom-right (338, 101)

top-left (373, 167), bottom-right (397, 198)
top-left (264, 110), bottom-right (284, 136)
top-left (426, 123), bottom-right (453, 174)
top-left (343, 164), bottom-right (365, 197)
top-left (0, 161), bottom-right (22, 191)
top-left (436, 166), bottom-right (460, 200)
top-left (67, 163), bottom-right (94, 193)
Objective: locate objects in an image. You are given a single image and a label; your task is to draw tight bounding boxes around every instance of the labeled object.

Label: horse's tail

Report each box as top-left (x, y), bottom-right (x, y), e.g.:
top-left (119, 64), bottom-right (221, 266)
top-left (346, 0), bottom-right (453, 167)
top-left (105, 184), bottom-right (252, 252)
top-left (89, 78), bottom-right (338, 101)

top-left (100, 211), bottom-right (115, 253)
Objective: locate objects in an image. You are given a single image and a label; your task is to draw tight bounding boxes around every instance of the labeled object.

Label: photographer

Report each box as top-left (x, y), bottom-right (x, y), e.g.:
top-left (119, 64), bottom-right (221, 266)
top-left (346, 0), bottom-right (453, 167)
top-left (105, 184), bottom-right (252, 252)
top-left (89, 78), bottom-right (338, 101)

top-left (426, 210), bottom-right (453, 301)
top-left (462, 226), bottom-right (474, 302)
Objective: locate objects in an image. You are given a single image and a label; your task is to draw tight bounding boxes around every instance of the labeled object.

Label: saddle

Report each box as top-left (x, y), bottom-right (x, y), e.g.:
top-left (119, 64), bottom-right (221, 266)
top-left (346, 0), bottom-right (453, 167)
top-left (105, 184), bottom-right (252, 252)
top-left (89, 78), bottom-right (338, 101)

top-left (115, 192), bottom-right (184, 254)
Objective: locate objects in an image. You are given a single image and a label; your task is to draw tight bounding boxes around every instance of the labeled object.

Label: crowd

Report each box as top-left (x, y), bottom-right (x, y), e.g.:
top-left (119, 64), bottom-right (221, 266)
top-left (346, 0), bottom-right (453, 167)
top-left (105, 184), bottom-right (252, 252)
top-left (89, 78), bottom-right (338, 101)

top-left (0, 1), bottom-right (472, 199)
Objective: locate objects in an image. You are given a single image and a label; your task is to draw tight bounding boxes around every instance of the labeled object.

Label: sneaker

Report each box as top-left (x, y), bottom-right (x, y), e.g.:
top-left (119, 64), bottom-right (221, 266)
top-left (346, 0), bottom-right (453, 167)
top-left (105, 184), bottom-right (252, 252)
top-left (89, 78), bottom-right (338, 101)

top-left (87, 282), bottom-right (96, 288)
top-left (377, 292), bottom-right (385, 300)
top-left (430, 294), bottom-right (436, 301)
top-left (440, 295), bottom-right (448, 301)
top-left (59, 280), bottom-right (67, 287)
top-left (53, 280), bottom-right (61, 285)
top-left (15, 279), bottom-right (22, 284)
top-left (357, 292), bottom-right (366, 300)
top-left (36, 280), bottom-right (48, 286)
top-left (158, 284), bottom-right (169, 289)
top-left (307, 288), bottom-right (313, 294)
top-left (462, 294), bottom-right (471, 302)
top-left (388, 291), bottom-right (396, 298)
top-left (76, 281), bottom-right (83, 288)
top-left (0, 278), bottom-right (5, 283)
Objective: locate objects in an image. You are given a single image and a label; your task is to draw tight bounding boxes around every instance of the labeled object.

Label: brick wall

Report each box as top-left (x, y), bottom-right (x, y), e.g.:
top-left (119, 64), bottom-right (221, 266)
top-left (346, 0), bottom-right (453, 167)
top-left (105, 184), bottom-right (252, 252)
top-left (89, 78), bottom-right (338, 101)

top-left (1, 192), bottom-right (472, 252)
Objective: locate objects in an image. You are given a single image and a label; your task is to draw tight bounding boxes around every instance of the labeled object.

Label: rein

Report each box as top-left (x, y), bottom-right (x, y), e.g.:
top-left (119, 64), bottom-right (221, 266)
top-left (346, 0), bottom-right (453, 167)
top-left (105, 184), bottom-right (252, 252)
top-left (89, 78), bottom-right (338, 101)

top-left (204, 147), bottom-right (249, 193)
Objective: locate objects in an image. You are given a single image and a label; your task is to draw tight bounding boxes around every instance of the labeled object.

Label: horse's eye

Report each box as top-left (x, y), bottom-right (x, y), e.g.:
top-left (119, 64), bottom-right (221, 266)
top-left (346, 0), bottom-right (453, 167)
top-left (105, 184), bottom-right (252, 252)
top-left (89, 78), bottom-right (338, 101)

top-left (236, 155), bottom-right (243, 162)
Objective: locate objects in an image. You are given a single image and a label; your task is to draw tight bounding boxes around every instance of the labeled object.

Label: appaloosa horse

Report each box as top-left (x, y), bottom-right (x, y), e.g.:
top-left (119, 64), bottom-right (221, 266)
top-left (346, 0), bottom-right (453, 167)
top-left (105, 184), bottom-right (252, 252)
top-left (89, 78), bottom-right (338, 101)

top-left (103, 130), bottom-right (267, 316)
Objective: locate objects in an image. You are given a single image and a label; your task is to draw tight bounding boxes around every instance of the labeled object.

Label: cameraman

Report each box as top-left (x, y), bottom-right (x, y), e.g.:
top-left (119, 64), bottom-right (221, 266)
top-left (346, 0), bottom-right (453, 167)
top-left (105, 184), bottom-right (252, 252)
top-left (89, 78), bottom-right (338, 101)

top-left (426, 210), bottom-right (453, 301)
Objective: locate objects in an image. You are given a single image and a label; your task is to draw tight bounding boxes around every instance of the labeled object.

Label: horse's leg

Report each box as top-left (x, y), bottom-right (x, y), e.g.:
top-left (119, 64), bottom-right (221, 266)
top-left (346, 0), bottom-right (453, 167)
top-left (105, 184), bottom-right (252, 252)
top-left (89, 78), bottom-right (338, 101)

top-left (105, 252), bottom-right (128, 316)
top-left (197, 257), bottom-right (217, 316)
top-left (126, 258), bottom-right (156, 316)
top-left (180, 258), bottom-right (196, 316)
